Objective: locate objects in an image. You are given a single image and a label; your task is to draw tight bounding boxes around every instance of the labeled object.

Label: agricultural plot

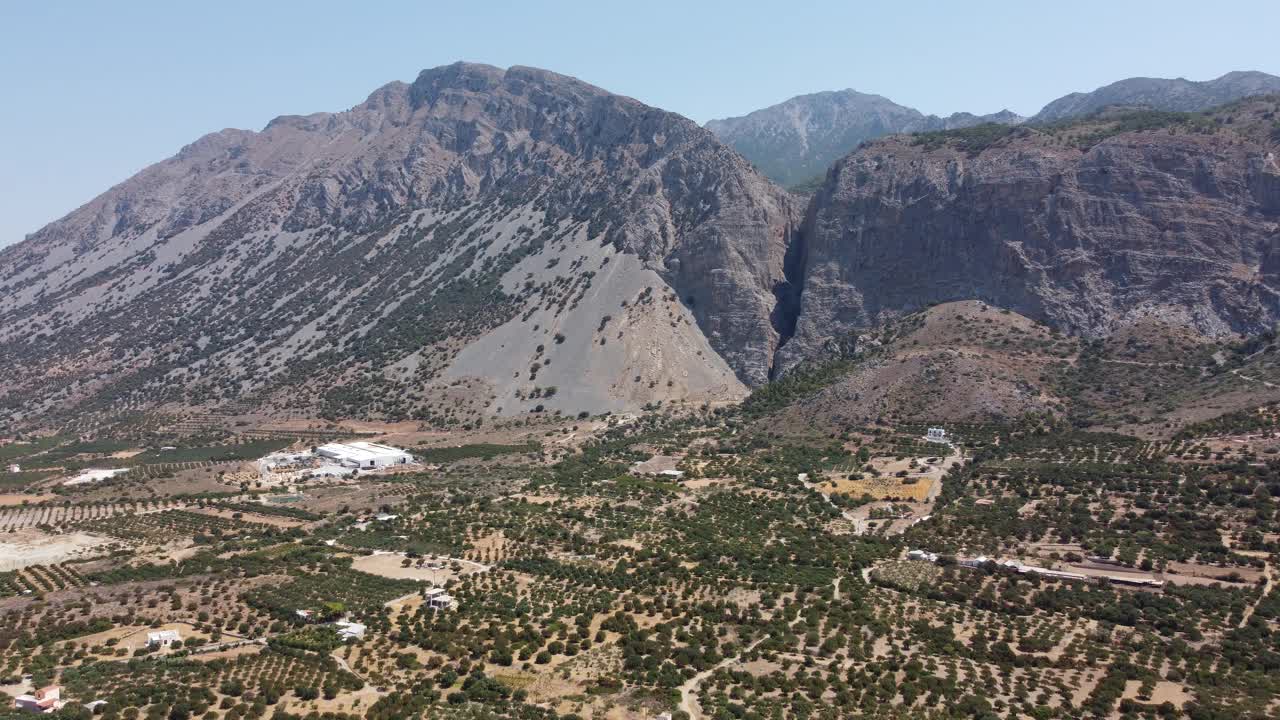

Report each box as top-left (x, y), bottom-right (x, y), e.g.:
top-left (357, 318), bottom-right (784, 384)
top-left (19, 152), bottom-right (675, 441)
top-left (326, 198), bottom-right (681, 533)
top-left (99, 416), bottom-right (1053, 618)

top-left (823, 471), bottom-right (935, 502)
top-left (77, 509), bottom-right (273, 543)
top-left (0, 563), bottom-right (88, 597)
top-left (0, 499), bottom-right (187, 531)
top-left (242, 566), bottom-right (422, 619)
top-left (58, 648), bottom-right (363, 712)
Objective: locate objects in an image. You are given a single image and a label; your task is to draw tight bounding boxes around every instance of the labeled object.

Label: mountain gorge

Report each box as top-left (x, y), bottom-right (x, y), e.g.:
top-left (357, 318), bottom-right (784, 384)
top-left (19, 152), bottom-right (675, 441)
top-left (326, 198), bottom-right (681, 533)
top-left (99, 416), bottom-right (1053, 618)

top-left (4, 63), bottom-right (1280, 433)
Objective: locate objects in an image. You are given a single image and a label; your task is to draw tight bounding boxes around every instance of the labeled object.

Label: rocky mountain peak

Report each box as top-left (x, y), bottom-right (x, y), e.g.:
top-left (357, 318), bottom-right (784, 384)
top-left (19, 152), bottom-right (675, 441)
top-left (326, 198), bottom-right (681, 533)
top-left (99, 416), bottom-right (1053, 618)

top-left (0, 63), bottom-right (797, 432)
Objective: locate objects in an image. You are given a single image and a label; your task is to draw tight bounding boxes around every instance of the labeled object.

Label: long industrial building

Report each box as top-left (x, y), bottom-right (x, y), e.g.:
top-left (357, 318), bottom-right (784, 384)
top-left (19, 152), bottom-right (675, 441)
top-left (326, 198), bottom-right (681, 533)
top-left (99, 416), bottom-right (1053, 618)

top-left (315, 441), bottom-right (414, 469)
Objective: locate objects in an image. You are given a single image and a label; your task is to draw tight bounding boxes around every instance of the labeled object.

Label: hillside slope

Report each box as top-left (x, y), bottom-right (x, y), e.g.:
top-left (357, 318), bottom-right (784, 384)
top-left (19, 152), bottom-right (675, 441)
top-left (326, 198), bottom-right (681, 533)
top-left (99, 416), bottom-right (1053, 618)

top-left (0, 62), bottom-right (798, 431)
top-left (753, 301), bottom-right (1280, 439)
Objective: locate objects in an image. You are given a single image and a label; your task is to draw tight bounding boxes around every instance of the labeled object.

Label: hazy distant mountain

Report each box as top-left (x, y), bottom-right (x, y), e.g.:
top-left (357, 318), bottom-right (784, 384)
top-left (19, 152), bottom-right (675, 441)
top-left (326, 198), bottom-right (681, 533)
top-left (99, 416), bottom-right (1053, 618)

top-left (705, 90), bottom-right (1024, 188)
top-left (707, 71), bottom-right (1280, 189)
top-left (0, 62), bottom-right (798, 430)
top-left (1030, 70), bottom-right (1280, 123)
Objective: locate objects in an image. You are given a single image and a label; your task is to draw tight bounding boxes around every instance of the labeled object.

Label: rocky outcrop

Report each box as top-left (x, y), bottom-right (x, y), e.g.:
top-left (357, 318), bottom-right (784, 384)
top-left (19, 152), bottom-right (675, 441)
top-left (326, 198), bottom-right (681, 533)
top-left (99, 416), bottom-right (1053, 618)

top-left (776, 96), bottom-right (1280, 373)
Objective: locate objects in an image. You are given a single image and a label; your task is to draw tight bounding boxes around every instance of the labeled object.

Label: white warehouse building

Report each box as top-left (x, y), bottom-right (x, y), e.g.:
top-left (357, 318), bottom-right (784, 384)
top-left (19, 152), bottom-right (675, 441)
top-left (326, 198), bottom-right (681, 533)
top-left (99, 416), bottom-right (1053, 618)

top-left (316, 441), bottom-right (414, 469)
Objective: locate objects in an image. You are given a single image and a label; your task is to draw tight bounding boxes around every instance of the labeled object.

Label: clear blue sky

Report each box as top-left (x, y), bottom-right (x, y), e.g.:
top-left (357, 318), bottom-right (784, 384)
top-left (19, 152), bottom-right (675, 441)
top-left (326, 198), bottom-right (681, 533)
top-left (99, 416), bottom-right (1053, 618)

top-left (2, 0), bottom-right (1277, 246)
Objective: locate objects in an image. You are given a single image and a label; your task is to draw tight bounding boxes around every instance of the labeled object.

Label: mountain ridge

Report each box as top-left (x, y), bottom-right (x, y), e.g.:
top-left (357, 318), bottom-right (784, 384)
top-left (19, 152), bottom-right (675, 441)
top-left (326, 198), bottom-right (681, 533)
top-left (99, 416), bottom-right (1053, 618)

top-left (6, 64), bottom-right (1280, 435)
top-left (708, 70), bottom-right (1280, 189)
top-left (0, 62), bottom-right (798, 432)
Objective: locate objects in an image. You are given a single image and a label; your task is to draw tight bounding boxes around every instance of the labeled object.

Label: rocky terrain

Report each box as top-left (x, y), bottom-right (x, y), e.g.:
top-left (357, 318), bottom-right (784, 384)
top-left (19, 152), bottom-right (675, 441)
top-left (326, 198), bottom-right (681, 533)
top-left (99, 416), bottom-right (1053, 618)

top-left (0, 62), bottom-right (797, 430)
top-left (775, 96), bottom-right (1280, 374)
top-left (5, 63), bottom-right (1280, 435)
top-left (706, 90), bottom-right (1023, 189)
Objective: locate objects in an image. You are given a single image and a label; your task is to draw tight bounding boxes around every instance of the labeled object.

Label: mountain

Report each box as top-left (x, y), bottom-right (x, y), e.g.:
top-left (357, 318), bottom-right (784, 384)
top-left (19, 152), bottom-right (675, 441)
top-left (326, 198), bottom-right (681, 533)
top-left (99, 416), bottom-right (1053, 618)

top-left (774, 95), bottom-right (1280, 375)
top-left (1030, 70), bottom-right (1280, 123)
top-left (707, 72), bottom-right (1280, 191)
top-left (8, 64), bottom-right (1280, 436)
top-left (0, 62), bottom-right (799, 431)
top-left (705, 90), bottom-right (1024, 189)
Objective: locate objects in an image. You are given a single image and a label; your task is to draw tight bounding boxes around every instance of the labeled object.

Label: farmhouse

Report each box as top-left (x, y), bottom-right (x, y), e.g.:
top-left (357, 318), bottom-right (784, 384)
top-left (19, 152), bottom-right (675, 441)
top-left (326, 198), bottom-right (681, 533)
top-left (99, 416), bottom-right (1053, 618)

top-left (926, 427), bottom-right (948, 443)
top-left (147, 630), bottom-right (181, 648)
top-left (6, 463), bottom-right (19, 473)
top-left (425, 587), bottom-right (455, 610)
top-left (332, 619), bottom-right (366, 640)
top-left (316, 441), bottom-right (414, 469)
top-left (907, 549), bottom-right (939, 563)
top-left (14, 687), bottom-right (63, 714)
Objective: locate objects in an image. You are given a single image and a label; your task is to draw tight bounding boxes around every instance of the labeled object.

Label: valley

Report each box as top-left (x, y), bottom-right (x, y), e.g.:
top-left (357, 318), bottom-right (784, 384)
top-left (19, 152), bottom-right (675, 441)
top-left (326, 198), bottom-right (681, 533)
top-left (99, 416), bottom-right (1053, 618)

top-left (2, 52), bottom-right (1280, 720)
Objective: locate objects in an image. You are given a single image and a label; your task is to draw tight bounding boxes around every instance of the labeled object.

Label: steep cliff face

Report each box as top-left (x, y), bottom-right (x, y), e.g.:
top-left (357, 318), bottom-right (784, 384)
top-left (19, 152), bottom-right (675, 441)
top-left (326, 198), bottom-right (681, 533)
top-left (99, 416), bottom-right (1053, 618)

top-left (0, 63), bottom-right (796, 428)
top-left (777, 97), bottom-right (1280, 372)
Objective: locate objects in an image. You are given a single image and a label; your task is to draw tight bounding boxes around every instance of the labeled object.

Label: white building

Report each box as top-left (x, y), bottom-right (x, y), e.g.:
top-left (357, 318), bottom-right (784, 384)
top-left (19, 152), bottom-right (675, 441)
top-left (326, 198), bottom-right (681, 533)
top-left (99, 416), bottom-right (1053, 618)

top-left (257, 450), bottom-right (315, 476)
top-left (64, 468), bottom-right (129, 486)
top-left (15, 687), bottom-right (63, 714)
top-left (425, 587), bottom-right (454, 610)
top-left (907, 549), bottom-right (939, 563)
top-left (332, 619), bottom-right (366, 640)
top-left (6, 463), bottom-right (19, 473)
top-left (147, 630), bottom-right (182, 648)
top-left (926, 427), bottom-right (948, 443)
top-left (316, 441), bottom-right (414, 470)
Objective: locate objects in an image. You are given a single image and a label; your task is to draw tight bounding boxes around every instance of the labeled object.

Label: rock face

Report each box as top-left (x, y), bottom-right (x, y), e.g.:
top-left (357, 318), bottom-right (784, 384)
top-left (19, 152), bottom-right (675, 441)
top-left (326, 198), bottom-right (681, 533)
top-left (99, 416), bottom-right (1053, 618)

top-left (0, 63), bottom-right (797, 428)
top-left (706, 90), bottom-right (1023, 189)
top-left (1031, 71), bottom-right (1280, 124)
top-left (776, 96), bottom-right (1280, 372)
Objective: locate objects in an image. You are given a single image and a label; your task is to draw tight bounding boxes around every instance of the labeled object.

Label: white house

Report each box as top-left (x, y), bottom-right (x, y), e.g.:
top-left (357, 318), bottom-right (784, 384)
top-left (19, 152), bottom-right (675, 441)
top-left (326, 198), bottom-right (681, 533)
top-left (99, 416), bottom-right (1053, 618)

top-left (926, 427), bottom-right (948, 443)
top-left (6, 463), bottom-right (20, 473)
top-left (14, 687), bottom-right (63, 713)
top-left (316, 441), bottom-right (414, 469)
top-left (332, 620), bottom-right (366, 640)
top-left (147, 630), bottom-right (181, 648)
top-left (425, 587), bottom-right (454, 610)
